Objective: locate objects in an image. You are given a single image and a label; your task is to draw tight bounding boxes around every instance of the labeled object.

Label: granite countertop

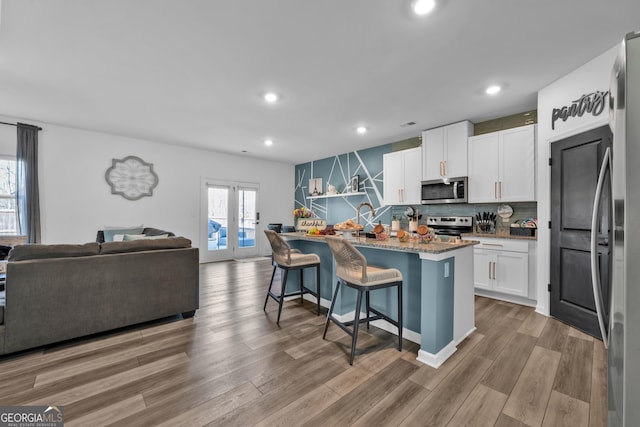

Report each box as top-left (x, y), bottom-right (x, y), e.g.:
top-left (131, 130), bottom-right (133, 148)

top-left (462, 230), bottom-right (537, 241)
top-left (281, 232), bottom-right (479, 254)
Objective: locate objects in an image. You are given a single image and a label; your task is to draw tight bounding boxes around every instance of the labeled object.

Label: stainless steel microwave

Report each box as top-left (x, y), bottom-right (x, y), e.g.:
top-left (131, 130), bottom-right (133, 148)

top-left (421, 177), bottom-right (468, 204)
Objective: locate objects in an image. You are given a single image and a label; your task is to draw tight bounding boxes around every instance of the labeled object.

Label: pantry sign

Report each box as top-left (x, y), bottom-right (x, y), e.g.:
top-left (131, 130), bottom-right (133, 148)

top-left (551, 90), bottom-right (608, 130)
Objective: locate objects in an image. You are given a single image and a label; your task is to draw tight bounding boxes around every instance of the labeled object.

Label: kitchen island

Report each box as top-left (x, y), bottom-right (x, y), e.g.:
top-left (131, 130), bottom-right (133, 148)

top-left (281, 233), bottom-right (479, 368)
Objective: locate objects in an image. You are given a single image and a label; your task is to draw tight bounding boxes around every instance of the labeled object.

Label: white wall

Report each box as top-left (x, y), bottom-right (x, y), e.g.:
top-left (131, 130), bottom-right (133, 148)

top-left (536, 44), bottom-right (619, 315)
top-left (0, 114), bottom-right (294, 260)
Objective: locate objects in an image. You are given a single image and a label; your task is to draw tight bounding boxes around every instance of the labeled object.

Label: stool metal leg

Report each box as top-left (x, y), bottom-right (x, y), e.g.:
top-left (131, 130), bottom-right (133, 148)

top-left (365, 291), bottom-right (371, 330)
top-left (397, 282), bottom-right (403, 352)
top-left (323, 280), bottom-right (341, 339)
top-left (264, 265), bottom-right (277, 311)
top-left (276, 269), bottom-right (289, 325)
top-left (350, 289), bottom-right (363, 365)
top-left (299, 269), bottom-right (304, 304)
top-left (316, 264), bottom-right (321, 315)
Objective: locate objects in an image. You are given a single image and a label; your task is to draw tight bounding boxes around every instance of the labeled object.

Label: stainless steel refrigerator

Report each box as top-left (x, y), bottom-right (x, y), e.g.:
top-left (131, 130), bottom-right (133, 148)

top-left (593, 30), bottom-right (640, 426)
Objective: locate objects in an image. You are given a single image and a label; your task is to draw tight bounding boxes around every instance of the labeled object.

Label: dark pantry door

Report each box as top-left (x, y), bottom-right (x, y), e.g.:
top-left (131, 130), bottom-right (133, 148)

top-left (550, 125), bottom-right (612, 338)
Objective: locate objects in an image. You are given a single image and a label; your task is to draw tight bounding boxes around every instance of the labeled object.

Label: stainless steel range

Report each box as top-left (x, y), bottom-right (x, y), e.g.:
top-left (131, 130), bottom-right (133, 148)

top-left (426, 216), bottom-right (473, 237)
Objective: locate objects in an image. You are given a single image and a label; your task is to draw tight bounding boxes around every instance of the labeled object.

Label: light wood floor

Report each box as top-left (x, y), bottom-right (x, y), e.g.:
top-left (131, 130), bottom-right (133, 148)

top-left (0, 259), bottom-right (606, 426)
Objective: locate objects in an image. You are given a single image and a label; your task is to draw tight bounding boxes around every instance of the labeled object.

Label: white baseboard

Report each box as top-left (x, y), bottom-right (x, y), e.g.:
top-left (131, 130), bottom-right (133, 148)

top-left (416, 341), bottom-right (457, 368)
top-left (455, 326), bottom-right (476, 345)
top-left (474, 289), bottom-right (537, 307)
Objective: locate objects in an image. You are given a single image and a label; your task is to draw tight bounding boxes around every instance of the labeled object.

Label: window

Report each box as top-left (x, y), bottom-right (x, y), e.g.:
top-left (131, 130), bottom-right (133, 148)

top-left (0, 157), bottom-right (17, 234)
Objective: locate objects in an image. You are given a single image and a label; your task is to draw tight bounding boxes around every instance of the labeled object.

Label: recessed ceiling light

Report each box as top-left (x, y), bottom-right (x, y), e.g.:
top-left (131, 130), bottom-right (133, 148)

top-left (356, 126), bottom-right (367, 134)
top-left (264, 139), bottom-right (274, 146)
top-left (264, 92), bottom-right (278, 103)
top-left (412, 0), bottom-right (436, 15)
top-left (485, 85), bottom-right (501, 95)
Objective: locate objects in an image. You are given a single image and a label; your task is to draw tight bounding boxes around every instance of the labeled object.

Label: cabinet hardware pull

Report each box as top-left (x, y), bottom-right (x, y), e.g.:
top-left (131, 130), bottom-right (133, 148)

top-left (499, 181), bottom-right (502, 198)
top-left (439, 161), bottom-right (443, 176)
top-left (494, 182), bottom-right (497, 199)
top-left (489, 262), bottom-right (492, 280)
top-left (443, 161), bottom-right (447, 176)
top-left (482, 243), bottom-right (503, 247)
top-left (492, 262), bottom-right (496, 280)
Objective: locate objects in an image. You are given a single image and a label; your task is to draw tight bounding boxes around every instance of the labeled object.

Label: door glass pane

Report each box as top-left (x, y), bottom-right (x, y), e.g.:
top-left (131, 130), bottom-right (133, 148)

top-left (207, 186), bottom-right (228, 251)
top-left (238, 188), bottom-right (256, 248)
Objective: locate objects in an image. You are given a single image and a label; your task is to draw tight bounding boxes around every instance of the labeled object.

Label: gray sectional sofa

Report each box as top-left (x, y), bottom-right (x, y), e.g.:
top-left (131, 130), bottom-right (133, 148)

top-left (0, 234), bottom-right (199, 355)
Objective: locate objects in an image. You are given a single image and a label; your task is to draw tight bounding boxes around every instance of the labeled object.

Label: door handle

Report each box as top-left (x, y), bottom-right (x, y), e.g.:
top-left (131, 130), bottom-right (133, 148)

top-left (590, 146), bottom-right (611, 348)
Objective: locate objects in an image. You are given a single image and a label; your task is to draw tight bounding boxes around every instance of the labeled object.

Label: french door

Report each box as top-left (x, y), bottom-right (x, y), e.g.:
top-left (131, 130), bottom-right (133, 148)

top-left (201, 179), bottom-right (260, 262)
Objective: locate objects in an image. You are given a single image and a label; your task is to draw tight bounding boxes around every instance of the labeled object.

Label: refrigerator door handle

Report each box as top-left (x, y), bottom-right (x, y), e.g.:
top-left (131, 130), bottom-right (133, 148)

top-left (590, 146), bottom-right (611, 348)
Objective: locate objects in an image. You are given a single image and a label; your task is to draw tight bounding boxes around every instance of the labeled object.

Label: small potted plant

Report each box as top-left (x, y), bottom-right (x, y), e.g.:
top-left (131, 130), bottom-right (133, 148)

top-left (293, 207), bottom-right (314, 230)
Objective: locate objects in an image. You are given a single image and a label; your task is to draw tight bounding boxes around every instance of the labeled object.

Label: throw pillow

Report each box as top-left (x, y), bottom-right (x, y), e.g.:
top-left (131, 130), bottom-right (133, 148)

top-left (103, 226), bottom-right (144, 242)
top-left (123, 234), bottom-right (169, 241)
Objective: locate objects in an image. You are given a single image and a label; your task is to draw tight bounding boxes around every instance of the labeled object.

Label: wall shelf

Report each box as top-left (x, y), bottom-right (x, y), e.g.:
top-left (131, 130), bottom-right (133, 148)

top-left (306, 192), bottom-right (365, 200)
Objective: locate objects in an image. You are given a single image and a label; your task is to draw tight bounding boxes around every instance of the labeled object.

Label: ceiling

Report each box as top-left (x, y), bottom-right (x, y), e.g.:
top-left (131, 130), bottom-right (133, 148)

top-left (0, 1), bottom-right (639, 164)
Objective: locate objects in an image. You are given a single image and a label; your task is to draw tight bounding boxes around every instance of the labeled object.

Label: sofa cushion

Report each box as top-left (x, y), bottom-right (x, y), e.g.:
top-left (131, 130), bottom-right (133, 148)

top-left (103, 226), bottom-right (144, 242)
top-left (100, 237), bottom-right (192, 254)
top-left (8, 242), bottom-right (101, 261)
top-left (123, 234), bottom-right (169, 241)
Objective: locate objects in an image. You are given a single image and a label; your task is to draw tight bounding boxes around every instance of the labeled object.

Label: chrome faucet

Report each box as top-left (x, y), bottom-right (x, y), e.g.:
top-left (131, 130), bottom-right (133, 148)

top-left (356, 202), bottom-right (376, 227)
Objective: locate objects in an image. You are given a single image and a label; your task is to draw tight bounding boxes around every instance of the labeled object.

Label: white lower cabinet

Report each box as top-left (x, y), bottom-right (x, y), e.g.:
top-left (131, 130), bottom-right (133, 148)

top-left (473, 238), bottom-right (532, 300)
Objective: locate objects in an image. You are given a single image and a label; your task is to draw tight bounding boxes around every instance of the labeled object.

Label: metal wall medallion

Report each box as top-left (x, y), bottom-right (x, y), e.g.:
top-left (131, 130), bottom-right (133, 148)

top-left (105, 156), bottom-right (159, 200)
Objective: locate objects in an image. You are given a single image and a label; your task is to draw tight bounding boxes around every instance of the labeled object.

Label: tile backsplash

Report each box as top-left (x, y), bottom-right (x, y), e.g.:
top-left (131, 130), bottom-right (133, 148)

top-left (390, 202), bottom-right (537, 233)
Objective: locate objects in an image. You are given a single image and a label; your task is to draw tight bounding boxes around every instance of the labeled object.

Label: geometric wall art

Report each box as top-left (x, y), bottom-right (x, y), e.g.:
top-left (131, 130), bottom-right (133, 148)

top-left (295, 144), bottom-right (393, 230)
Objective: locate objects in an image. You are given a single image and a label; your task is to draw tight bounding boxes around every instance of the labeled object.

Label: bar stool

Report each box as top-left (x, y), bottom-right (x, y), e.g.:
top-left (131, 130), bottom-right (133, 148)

top-left (263, 230), bottom-right (321, 324)
top-left (323, 235), bottom-right (403, 365)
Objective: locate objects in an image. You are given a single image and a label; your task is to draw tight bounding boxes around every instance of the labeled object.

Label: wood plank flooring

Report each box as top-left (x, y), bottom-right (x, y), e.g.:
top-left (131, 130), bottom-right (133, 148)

top-left (0, 259), bottom-right (607, 426)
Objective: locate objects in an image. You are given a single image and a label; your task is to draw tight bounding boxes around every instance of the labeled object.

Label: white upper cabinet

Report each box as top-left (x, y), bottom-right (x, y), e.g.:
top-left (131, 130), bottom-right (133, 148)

top-left (383, 147), bottom-right (421, 205)
top-left (422, 120), bottom-right (473, 181)
top-left (468, 124), bottom-right (536, 203)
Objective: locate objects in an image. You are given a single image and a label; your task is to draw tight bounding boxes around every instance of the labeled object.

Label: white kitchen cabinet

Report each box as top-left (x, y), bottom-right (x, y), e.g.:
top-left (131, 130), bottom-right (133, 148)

top-left (383, 147), bottom-right (421, 205)
top-left (473, 238), bottom-right (531, 299)
top-left (468, 124), bottom-right (536, 203)
top-left (422, 121), bottom-right (473, 181)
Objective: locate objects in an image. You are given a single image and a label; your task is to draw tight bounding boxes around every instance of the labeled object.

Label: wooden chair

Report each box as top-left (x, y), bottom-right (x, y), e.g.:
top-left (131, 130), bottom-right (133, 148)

top-left (323, 235), bottom-right (403, 365)
top-left (263, 230), bottom-right (321, 324)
